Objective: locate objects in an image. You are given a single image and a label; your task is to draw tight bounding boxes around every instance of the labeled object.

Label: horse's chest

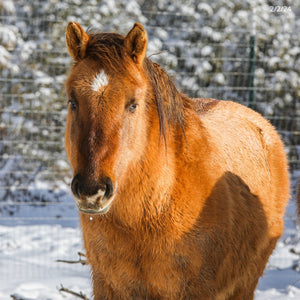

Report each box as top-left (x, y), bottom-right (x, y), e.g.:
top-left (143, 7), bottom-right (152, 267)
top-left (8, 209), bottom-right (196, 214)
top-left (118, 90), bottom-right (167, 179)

top-left (87, 235), bottom-right (193, 297)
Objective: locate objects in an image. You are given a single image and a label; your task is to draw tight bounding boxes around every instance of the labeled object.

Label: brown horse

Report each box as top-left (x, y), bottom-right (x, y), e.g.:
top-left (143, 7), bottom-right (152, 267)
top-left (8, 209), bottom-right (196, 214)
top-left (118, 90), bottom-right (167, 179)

top-left (65, 22), bottom-right (289, 299)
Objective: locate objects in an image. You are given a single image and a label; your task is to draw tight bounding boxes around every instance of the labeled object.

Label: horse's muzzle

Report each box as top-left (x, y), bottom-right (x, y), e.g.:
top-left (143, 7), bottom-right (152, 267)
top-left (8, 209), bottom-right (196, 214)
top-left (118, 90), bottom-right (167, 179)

top-left (71, 175), bottom-right (114, 214)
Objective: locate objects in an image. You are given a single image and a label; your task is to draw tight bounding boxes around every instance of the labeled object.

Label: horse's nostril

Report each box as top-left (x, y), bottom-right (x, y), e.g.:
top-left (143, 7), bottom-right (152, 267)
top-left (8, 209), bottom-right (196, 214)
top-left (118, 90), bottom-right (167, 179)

top-left (104, 177), bottom-right (113, 199)
top-left (71, 175), bottom-right (81, 199)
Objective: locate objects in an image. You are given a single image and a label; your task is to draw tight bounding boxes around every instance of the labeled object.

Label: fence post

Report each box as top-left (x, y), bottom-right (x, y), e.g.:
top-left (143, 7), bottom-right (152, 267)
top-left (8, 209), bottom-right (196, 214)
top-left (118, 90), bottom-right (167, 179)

top-left (248, 7), bottom-right (256, 109)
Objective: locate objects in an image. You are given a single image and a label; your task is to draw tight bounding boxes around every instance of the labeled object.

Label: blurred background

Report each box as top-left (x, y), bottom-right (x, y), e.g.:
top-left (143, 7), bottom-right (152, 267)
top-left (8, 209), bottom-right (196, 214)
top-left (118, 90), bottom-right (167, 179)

top-left (0, 0), bottom-right (299, 299)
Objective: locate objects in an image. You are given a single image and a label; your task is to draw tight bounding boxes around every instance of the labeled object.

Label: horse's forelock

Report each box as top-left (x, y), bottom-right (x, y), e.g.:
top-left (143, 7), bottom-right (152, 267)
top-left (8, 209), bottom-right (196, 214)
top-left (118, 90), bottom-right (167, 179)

top-left (85, 31), bottom-right (127, 74)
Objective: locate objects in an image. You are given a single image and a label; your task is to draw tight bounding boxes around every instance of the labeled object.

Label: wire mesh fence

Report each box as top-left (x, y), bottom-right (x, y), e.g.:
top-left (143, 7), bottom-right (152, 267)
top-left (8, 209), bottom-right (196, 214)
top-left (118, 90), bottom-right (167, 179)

top-left (0, 0), bottom-right (299, 297)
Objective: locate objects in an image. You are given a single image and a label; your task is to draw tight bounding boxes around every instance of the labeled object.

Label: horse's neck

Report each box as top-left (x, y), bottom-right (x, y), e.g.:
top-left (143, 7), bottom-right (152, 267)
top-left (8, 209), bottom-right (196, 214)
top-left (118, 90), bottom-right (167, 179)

top-left (112, 136), bottom-right (176, 230)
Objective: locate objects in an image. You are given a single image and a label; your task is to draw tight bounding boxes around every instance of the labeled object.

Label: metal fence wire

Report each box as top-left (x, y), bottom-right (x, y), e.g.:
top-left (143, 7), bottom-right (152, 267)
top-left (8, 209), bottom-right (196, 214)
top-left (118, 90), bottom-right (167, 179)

top-left (0, 1), bottom-right (299, 221)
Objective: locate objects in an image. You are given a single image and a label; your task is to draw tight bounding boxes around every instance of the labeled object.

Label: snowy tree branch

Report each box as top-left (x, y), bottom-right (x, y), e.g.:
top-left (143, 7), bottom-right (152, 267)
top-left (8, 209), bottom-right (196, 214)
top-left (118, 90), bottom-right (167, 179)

top-left (56, 252), bottom-right (88, 265)
top-left (10, 294), bottom-right (34, 300)
top-left (58, 285), bottom-right (89, 300)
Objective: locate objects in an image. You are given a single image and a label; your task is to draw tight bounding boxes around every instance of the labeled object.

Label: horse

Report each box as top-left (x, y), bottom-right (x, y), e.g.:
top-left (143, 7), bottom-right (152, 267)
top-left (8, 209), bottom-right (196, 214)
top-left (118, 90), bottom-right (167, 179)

top-left (64, 22), bottom-right (290, 299)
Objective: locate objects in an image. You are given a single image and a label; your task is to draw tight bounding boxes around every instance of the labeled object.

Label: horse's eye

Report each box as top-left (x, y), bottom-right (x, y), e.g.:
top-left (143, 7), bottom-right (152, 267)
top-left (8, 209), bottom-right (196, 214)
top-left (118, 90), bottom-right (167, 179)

top-left (68, 100), bottom-right (77, 111)
top-left (129, 103), bottom-right (137, 113)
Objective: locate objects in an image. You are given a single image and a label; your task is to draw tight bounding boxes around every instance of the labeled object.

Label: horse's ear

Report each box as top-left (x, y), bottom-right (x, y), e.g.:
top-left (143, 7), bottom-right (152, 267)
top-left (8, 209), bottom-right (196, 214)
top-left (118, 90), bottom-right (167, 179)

top-left (124, 23), bottom-right (147, 64)
top-left (66, 22), bottom-right (89, 61)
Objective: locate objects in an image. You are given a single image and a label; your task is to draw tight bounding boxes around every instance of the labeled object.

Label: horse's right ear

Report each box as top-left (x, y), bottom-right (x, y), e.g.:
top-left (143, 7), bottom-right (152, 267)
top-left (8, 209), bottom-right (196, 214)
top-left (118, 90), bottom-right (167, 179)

top-left (66, 22), bottom-right (89, 61)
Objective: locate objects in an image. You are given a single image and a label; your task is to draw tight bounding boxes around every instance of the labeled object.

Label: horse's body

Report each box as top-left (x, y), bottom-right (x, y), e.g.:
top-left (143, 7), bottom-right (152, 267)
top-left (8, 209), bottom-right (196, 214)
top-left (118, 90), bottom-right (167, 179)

top-left (65, 22), bottom-right (289, 299)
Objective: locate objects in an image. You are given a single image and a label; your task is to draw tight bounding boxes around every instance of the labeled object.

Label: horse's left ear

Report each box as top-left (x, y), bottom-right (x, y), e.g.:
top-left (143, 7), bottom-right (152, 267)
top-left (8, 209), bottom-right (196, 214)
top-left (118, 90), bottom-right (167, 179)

top-left (124, 23), bottom-right (147, 64)
top-left (66, 22), bottom-right (89, 61)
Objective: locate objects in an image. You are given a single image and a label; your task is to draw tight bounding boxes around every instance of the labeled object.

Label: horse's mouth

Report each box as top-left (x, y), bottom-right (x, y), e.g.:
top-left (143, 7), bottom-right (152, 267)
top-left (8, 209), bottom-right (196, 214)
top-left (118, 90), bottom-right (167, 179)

top-left (77, 195), bottom-right (114, 215)
top-left (76, 183), bottom-right (115, 215)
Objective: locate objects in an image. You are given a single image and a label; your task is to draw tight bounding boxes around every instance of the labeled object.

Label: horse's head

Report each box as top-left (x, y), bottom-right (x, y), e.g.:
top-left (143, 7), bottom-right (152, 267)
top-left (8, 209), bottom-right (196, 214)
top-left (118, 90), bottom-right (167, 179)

top-left (65, 22), bottom-right (150, 214)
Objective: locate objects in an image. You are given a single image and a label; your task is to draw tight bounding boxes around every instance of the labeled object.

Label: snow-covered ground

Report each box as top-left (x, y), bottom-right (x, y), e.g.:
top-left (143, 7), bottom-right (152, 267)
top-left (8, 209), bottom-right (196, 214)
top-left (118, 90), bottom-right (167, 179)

top-left (1, 183), bottom-right (300, 300)
top-left (0, 224), bottom-right (91, 300)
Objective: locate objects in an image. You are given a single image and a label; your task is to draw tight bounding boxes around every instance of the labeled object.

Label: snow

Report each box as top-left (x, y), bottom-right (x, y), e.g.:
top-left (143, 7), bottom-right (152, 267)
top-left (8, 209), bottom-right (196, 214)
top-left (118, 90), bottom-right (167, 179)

top-left (197, 3), bottom-right (213, 17)
top-left (201, 45), bottom-right (213, 57)
top-left (0, 46), bottom-right (11, 68)
top-left (0, 0), bottom-right (15, 14)
top-left (0, 26), bottom-right (17, 50)
top-left (212, 73), bottom-right (225, 85)
top-left (0, 224), bottom-right (91, 300)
